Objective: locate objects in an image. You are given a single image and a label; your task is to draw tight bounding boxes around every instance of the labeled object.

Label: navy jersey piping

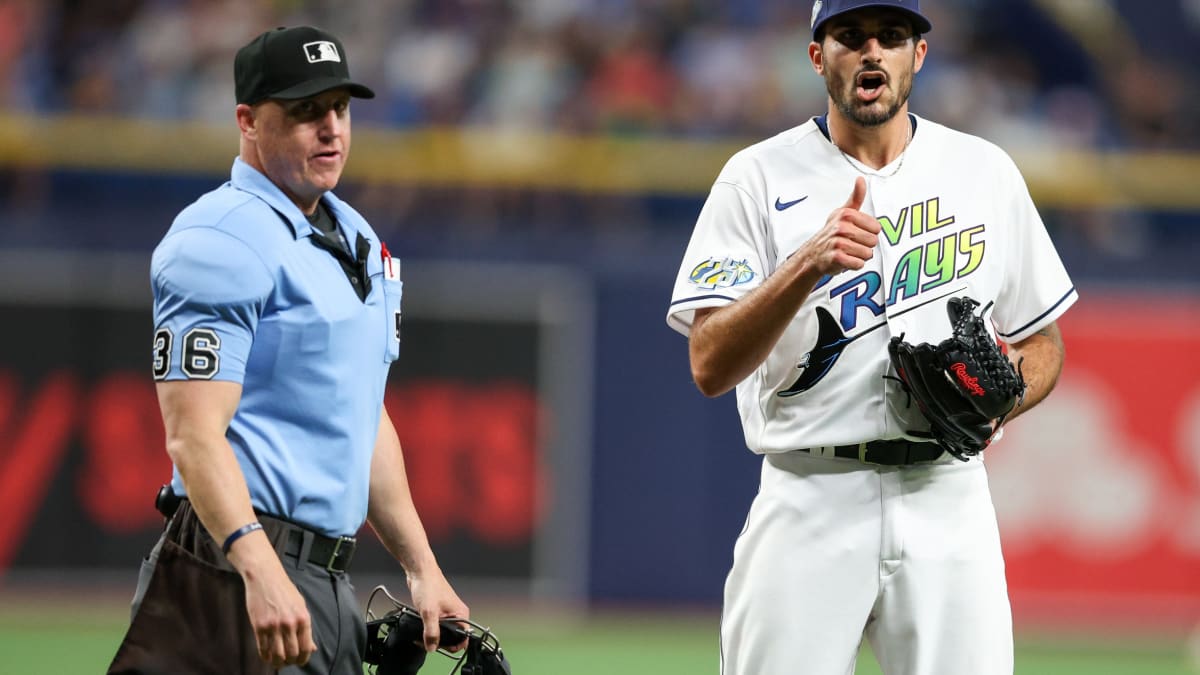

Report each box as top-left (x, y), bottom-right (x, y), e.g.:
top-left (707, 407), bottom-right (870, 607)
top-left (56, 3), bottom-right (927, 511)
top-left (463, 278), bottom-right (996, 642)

top-left (997, 287), bottom-right (1076, 338)
top-left (671, 293), bottom-right (738, 307)
top-left (814, 113), bottom-right (918, 142)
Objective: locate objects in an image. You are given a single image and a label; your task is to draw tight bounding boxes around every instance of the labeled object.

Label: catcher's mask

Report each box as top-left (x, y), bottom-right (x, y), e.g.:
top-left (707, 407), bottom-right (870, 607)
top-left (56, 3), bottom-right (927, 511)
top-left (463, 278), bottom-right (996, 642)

top-left (363, 585), bottom-right (511, 675)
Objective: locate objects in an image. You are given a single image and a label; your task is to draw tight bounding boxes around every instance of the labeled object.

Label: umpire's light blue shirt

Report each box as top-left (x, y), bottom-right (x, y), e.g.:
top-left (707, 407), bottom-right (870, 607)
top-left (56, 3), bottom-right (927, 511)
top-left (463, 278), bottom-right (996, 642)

top-left (151, 158), bottom-right (402, 537)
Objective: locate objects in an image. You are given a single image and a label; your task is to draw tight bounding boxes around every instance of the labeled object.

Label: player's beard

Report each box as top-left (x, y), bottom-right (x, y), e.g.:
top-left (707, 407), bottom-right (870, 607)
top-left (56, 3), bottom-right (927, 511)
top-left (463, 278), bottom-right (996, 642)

top-left (825, 60), bottom-right (915, 128)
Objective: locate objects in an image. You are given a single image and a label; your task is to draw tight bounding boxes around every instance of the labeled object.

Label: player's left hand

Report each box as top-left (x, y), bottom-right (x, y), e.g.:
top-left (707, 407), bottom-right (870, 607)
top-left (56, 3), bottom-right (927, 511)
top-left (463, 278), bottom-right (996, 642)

top-left (407, 567), bottom-right (470, 653)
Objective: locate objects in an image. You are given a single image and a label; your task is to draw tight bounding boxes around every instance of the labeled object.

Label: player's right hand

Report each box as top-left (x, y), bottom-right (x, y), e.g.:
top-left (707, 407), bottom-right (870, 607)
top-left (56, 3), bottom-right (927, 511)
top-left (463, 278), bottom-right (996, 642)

top-left (231, 534), bottom-right (318, 668)
top-left (801, 176), bottom-right (881, 275)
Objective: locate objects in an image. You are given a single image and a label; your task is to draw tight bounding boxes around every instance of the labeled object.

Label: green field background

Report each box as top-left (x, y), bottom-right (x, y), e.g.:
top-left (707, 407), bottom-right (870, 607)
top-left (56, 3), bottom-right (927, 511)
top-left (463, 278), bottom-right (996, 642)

top-left (1, 596), bottom-right (1195, 675)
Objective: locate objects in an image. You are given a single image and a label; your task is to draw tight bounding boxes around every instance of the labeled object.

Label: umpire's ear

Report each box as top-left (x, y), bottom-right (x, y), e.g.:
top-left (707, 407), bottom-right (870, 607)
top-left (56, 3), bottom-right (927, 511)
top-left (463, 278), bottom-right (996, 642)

top-left (236, 103), bottom-right (259, 141)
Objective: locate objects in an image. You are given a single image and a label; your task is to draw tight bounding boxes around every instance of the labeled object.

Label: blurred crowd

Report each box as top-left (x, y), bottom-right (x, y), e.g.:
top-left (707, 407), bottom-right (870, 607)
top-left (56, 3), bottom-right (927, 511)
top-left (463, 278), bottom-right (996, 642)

top-left (0, 0), bottom-right (1197, 283)
top-left (1, 0), bottom-right (1197, 150)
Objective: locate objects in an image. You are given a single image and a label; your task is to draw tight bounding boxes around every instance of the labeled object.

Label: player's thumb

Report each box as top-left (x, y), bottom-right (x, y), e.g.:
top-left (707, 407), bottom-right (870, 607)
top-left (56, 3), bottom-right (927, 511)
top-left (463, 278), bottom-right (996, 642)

top-left (843, 176), bottom-right (867, 211)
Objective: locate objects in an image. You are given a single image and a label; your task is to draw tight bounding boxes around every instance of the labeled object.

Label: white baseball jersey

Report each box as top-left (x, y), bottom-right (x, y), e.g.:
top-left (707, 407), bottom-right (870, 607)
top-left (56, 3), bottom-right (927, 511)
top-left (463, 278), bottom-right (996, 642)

top-left (667, 114), bottom-right (1076, 455)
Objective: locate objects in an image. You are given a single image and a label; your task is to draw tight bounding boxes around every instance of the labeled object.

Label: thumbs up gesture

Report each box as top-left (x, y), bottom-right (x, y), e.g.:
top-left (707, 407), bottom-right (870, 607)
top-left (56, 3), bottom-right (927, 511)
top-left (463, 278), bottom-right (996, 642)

top-left (800, 176), bottom-right (881, 276)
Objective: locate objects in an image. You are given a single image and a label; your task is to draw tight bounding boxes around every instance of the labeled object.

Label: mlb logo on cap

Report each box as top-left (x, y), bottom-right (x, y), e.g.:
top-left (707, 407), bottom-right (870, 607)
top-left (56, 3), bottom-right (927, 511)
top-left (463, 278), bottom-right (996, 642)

top-left (234, 26), bottom-right (375, 104)
top-left (304, 41), bottom-right (341, 64)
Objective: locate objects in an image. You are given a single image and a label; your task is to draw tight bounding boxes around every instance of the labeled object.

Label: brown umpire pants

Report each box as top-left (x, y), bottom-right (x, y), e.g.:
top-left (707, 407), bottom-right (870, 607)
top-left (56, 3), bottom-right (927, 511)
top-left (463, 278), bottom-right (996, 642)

top-left (107, 501), bottom-right (366, 675)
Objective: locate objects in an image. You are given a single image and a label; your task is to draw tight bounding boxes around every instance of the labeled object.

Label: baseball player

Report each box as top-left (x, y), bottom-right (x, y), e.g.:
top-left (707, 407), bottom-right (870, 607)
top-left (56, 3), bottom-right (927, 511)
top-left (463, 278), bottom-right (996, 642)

top-left (108, 26), bottom-right (467, 674)
top-left (666, 2), bottom-right (1076, 674)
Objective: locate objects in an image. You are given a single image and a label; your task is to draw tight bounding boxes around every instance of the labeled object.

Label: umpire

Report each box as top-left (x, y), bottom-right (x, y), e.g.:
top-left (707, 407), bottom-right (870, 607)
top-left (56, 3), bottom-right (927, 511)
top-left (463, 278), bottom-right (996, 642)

top-left (108, 26), bottom-right (468, 674)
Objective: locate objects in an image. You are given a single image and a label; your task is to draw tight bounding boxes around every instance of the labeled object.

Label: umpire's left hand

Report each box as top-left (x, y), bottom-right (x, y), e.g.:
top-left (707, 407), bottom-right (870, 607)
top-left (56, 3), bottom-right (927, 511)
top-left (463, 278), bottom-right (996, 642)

top-left (408, 565), bottom-right (471, 652)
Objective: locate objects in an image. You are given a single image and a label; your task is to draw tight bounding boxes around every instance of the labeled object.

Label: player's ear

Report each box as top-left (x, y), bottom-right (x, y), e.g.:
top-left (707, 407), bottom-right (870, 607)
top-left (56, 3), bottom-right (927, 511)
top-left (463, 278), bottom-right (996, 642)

top-left (809, 41), bottom-right (824, 75)
top-left (235, 103), bottom-right (258, 141)
top-left (912, 37), bottom-right (928, 74)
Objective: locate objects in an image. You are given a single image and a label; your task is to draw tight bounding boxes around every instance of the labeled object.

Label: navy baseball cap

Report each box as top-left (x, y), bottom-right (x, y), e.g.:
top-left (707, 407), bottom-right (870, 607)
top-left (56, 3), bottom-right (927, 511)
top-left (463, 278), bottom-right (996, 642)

top-left (811, 0), bottom-right (933, 39)
top-left (235, 26), bottom-right (375, 105)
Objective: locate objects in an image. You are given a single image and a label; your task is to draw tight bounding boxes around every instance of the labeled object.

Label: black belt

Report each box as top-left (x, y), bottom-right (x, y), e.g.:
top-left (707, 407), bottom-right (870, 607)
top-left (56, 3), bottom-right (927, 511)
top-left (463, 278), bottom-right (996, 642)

top-left (284, 528), bottom-right (357, 573)
top-left (800, 439), bottom-right (945, 466)
top-left (153, 491), bottom-right (356, 572)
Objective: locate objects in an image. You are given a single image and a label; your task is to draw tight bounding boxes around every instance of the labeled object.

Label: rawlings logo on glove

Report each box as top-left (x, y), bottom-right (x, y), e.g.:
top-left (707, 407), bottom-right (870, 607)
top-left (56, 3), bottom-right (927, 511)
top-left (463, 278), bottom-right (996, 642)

top-left (888, 296), bottom-right (1026, 461)
top-left (950, 362), bottom-right (985, 396)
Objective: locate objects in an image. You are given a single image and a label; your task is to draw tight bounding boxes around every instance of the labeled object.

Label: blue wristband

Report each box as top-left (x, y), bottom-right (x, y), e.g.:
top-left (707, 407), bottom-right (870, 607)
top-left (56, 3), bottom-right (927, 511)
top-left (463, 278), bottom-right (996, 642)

top-left (222, 522), bottom-right (264, 555)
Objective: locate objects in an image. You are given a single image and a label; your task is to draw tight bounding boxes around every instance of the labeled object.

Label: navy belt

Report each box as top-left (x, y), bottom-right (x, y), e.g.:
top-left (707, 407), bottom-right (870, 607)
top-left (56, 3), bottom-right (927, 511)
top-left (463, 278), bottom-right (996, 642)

top-left (284, 528), bottom-right (356, 573)
top-left (801, 439), bottom-right (945, 466)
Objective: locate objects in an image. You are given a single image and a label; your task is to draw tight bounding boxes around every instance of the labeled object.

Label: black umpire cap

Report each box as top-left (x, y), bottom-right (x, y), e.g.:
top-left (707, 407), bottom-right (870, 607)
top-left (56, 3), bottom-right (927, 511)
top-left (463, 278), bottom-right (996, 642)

top-left (811, 0), bottom-right (934, 39)
top-left (234, 26), bottom-right (376, 105)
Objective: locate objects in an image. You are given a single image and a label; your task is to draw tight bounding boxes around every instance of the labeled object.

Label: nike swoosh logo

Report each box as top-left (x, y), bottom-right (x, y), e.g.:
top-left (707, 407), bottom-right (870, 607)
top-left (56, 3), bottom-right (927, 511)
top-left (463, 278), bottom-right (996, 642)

top-left (774, 196), bottom-right (808, 211)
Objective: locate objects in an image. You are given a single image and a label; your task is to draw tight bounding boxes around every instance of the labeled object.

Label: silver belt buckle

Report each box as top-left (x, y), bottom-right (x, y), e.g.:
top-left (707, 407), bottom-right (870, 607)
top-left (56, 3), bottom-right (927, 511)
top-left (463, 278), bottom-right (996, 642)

top-left (327, 536), bottom-right (354, 572)
top-left (857, 442), bottom-right (871, 463)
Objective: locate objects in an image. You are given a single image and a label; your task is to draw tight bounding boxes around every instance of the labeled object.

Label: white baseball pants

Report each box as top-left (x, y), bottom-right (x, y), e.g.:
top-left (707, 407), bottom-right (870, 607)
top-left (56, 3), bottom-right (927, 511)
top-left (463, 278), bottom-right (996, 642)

top-left (720, 451), bottom-right (1013, 675)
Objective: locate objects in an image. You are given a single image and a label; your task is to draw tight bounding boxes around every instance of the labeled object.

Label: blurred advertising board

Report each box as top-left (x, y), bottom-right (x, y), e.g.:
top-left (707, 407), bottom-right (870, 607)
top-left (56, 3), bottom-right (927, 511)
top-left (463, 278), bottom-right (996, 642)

top-left (989, 295), bottom-right (1200, 626)
top-left (0, 254), bottom-right (592, 601)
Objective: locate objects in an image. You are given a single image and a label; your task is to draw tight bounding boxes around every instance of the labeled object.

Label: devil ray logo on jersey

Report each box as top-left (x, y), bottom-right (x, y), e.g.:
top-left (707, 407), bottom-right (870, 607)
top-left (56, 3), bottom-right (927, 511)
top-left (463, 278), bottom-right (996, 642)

top-left (778, 306), bottom-right (850, 396)
top-left (689, 257), bottom-right (756, 290)
top-left (778, 288), bottom-right (964, 397)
